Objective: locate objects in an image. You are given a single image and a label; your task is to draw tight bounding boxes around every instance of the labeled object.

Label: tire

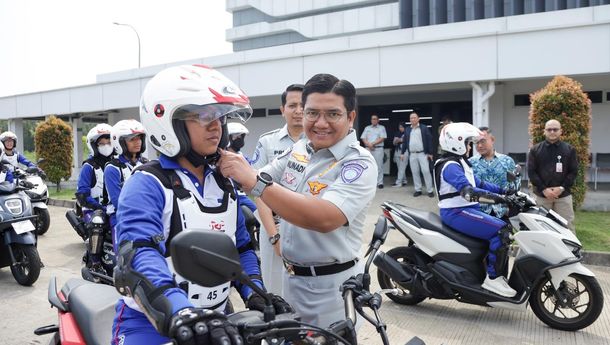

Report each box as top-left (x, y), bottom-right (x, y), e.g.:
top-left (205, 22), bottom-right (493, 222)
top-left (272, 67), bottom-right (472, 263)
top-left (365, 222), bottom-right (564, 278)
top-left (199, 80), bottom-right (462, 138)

top-left (10, 244), bottom-right (42, 286)
top-left (529, 273), bottom-right (604, 331)
top-left (376, 246), bottom-right (426, 305)
top-left (34, 208), bottom-right (51, 236)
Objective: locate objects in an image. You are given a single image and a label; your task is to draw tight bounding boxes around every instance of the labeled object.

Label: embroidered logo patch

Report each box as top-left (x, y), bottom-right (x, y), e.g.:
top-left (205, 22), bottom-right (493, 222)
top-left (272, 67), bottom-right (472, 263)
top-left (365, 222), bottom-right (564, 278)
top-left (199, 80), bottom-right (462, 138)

top-left (291, 152), bottom-right (310, 163)
top-left (341, 161), bottom-right (368, 183)
top-left (307, 181), bottom-right (328, 196)
top-left (282, 172), bottom-right (296, 185)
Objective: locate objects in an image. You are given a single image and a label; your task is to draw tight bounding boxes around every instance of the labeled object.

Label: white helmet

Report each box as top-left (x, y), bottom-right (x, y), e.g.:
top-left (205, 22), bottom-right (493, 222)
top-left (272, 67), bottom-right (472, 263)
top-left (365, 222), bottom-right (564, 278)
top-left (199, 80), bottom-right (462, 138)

top-left (0, 131), bottom-right (17, 147)
top-left (111, 119), bottom-right (147, 156)
top-left (140, 64), bottom-right (252, 158)
top-left (86, 124), bottom-right (112, 156)
top-left (227, 122), bottom-right (249, 136)
top-left (439, 122), bottom-right (482, 156)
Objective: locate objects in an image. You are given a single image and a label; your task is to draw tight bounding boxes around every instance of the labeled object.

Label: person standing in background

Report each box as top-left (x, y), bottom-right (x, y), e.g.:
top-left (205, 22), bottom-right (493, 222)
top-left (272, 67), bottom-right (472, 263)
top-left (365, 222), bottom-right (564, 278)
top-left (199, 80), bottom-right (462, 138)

top-left (393, 122), bottom-right (408, 187)
top-left (469, 127), bottom-right (517, 219)
top-left (401, 112), bottom-right (435, 197)
top-left (251, 83), bottom-right (305, 296)
top-left (528, 119), bottom-right (578, 232)
top-left (361, 114), bottom-right (387, 188)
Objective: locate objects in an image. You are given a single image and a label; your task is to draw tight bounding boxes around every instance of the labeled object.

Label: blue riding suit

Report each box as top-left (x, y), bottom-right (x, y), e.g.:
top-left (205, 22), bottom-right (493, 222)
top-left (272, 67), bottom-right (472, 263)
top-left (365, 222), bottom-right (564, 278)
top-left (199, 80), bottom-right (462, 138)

top-left (76, 156), bottom-right (110, 219)
top-left (104, 155), bottom-right (145, 249)
top-left (111, 155), bottom-right (262, 345)
top-left (436, 156), bottom-right (507, 278)
top-left (1, 151), bottom-right (36, 171)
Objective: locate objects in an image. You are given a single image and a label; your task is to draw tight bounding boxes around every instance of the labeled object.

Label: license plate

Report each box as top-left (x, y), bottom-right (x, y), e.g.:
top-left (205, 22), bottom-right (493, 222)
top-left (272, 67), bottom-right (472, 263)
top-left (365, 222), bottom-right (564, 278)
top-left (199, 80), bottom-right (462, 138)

top-left (13, 220), bottom-right (35, 235)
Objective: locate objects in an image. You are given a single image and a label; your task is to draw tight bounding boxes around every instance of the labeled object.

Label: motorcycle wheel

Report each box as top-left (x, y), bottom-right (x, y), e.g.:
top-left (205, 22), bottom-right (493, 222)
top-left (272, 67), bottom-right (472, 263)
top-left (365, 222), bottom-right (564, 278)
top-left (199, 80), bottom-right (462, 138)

top-left (529, 273), bottom-right (604, 331)
top-left (10, 244), bottom-right (41, 286)
top-left (376, 246), bottom-right (426, 305)
top-left (34, 208), bottom-right (51, 236)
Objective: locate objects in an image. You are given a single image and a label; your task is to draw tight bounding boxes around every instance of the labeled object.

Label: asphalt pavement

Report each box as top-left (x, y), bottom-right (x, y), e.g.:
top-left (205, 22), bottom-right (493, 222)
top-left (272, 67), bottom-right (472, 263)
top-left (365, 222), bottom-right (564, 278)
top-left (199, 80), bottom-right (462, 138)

top-left (1, 182), bottom-right (609, 344)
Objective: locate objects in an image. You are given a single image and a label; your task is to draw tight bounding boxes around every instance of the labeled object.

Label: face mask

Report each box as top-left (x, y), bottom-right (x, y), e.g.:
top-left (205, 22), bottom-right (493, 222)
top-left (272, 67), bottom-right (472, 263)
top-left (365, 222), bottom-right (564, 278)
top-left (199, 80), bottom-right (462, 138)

top-left (230, 136), bottom-right (245, 151)
top-left (98, 144), bottom-right (114, 157)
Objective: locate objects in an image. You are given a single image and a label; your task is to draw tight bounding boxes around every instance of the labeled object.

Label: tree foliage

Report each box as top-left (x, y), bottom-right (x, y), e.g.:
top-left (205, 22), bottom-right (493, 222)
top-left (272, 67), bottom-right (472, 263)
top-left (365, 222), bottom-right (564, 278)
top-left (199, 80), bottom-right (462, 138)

top-left (35, 116), bottom-right (73, 192)
top-left (529, 76), bottom-right (591, 209)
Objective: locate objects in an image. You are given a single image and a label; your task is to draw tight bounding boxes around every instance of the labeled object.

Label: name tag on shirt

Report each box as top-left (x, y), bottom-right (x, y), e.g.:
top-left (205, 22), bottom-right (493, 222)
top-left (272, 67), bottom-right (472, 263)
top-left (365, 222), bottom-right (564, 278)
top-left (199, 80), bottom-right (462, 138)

top-left (556, 163), bottom-right (563, 173)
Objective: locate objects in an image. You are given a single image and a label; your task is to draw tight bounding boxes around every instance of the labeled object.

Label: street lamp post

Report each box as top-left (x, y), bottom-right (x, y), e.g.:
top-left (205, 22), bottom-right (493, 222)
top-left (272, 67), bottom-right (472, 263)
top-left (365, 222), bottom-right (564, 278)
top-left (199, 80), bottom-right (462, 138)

top-left (113, 22), bottom-right (141, 69)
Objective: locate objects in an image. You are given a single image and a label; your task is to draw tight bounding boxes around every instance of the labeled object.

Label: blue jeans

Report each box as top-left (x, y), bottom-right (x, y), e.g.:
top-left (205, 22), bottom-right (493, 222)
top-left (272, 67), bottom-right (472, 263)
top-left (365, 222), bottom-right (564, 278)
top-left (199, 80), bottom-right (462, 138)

top-left (112, 300), bottom-right (170, 345)
top-left (441, 206), bottom-right (507, 278)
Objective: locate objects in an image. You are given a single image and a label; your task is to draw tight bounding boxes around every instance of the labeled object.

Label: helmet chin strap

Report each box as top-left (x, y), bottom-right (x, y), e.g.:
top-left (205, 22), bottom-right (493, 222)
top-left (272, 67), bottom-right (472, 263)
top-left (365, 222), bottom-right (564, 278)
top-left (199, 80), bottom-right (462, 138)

top-left (185, 148), bottom-right (220, 167)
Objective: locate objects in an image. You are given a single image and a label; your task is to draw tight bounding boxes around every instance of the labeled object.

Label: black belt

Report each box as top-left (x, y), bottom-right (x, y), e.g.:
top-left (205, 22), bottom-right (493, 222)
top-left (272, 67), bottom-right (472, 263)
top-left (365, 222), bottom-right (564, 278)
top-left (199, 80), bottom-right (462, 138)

top-left (286, 260), bottom-right (357, 277)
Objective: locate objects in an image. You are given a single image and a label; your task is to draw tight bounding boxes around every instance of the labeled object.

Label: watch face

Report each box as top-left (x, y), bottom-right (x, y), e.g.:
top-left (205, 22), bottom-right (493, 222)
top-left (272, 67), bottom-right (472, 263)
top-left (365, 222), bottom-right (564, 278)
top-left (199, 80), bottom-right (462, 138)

top-left (260, 172), bottom-right (273, 184)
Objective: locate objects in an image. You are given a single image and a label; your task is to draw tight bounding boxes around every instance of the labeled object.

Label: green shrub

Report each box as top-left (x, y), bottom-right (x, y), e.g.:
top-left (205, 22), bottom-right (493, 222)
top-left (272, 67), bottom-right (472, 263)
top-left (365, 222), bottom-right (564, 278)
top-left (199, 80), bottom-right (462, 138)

top-left (35, 116), bottom-right (73, 192)
top-left (529, 76), bottom-right (591, 209)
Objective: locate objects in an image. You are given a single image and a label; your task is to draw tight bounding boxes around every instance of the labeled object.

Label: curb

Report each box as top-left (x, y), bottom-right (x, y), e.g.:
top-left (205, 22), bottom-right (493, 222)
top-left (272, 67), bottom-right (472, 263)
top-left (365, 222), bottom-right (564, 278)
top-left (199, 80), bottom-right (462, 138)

top-left (48, 198), bottom-right (76, 209)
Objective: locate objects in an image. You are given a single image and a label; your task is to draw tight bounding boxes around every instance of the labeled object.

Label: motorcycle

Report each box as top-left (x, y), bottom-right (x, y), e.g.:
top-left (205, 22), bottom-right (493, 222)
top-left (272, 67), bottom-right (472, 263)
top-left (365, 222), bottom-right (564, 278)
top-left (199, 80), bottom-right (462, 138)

top-left (0, 178), bottom-right (42, 286)
top-left (65, 208), bottom-right (115, 285)
top-left (35, 217), bottom-right (425, 345)
top-left (14, 166), bottom-right (50, 236)
top-left (374, 172), bottom-right (604, 331)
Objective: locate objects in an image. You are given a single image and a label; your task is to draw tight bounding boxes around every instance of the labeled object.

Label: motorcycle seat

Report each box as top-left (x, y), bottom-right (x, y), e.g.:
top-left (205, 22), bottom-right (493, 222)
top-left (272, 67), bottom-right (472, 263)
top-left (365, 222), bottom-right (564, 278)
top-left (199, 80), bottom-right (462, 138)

top-left (68, 280), bottom-right (120, 345)
top-left (393, 204), bottom-right (488, 250)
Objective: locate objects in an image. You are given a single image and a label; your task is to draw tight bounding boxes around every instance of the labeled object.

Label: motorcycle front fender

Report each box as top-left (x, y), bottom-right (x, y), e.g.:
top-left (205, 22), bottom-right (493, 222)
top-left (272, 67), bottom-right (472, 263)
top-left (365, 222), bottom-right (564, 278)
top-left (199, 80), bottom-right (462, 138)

top-left (3, 228), bottom-right (36, 245)
top-left (31, 202), bottom-right (48, 209)
top-left (548, 262), bottom-right (595, 289)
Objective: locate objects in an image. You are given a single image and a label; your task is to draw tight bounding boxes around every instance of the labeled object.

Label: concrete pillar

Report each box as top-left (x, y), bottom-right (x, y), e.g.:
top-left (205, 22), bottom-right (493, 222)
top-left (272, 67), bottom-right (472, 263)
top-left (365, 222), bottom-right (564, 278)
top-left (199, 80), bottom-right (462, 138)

top-left (71, 116), bottom-right (83, 181)
top-left (471, 81), bottom-right (495, 128)
top-left (7, 118), bottom-right (24, 153)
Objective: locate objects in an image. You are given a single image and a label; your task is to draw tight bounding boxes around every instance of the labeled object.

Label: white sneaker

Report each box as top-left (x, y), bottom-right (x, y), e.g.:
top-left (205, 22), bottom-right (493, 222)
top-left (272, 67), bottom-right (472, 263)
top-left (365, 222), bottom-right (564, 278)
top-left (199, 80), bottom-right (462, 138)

top-left (482, 275), bottom-right (517, 297)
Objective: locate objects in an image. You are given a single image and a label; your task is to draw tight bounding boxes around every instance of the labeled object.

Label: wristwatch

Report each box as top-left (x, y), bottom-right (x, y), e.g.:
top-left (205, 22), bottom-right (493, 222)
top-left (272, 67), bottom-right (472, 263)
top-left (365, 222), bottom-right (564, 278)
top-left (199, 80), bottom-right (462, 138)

top-left (269, 233), bottom-right (280, 245)
top-left (251, 172), bottom-right (273, 197)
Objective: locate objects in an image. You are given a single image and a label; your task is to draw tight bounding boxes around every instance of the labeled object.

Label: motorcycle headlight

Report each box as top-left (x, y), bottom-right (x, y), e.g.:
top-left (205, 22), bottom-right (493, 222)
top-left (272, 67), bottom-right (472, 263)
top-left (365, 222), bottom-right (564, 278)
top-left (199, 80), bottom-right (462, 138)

top-left (562, 239), bottom-right (582, 258)
top-left (5, 199), bottom-right (23, 215)
top-left (91, 215), bottom-right (105, 225)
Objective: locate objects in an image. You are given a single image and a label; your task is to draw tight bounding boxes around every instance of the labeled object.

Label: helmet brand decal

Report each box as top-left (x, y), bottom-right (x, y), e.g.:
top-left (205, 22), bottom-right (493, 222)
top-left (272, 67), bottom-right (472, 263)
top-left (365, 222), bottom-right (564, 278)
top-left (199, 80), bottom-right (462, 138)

top-left (208, 87), bottom-right (249, 104)
top-left (154, 104), bottom-right (165, 117)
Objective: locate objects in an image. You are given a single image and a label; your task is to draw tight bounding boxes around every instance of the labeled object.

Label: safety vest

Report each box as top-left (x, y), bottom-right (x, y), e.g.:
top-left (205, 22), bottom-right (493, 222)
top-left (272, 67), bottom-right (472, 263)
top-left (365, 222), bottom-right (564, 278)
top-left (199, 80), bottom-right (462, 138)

top-left (434, 155), bottom-right (478, 209)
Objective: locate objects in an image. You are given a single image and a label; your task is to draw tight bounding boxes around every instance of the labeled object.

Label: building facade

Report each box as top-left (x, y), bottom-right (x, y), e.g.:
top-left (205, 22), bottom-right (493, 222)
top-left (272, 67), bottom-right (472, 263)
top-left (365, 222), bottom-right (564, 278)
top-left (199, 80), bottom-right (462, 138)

top-left (1, 1), bottom-right (609, 181)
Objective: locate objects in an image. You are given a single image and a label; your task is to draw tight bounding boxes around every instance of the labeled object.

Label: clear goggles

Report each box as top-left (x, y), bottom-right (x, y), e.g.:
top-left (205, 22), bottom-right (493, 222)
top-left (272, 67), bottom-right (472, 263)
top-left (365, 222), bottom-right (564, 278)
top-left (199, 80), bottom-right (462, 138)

top-left (174, 103), bottom-right (252, 126)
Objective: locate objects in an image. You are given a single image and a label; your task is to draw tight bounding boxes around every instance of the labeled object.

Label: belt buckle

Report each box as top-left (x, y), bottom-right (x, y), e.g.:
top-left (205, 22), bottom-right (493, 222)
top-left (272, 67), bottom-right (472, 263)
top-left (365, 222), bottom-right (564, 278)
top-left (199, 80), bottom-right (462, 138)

top-left (284, 262), bottom-right (295, 276)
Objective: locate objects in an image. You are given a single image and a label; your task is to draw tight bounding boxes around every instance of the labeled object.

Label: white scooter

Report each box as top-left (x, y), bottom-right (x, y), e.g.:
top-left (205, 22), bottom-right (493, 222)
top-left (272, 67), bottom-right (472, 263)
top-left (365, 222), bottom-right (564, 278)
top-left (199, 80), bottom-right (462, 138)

top-left (374, 173), bottom-right (603, 331)
top-left (14, 166), bottom-right (50, 235)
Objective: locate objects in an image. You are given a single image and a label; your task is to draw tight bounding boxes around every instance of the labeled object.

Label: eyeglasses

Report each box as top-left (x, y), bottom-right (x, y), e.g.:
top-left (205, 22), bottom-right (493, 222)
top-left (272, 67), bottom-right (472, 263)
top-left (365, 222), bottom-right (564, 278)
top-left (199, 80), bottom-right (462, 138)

top-left (304, 109), bottom-right (345, 123)
top-left (545, 128), bottom-right (561, 132)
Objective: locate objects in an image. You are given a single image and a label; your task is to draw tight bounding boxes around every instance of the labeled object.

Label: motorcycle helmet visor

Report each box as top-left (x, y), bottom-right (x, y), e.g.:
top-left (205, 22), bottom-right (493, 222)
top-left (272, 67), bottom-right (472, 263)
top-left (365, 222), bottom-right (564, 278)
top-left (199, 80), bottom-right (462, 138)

top-left (174, 103), bottom-right (252, 127)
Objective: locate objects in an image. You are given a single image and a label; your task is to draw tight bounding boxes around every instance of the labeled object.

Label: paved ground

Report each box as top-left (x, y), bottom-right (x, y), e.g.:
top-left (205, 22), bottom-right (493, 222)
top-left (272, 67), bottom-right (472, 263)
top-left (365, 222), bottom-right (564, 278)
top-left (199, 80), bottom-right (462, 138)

top-left (1, 181), bottom-right (609, 344)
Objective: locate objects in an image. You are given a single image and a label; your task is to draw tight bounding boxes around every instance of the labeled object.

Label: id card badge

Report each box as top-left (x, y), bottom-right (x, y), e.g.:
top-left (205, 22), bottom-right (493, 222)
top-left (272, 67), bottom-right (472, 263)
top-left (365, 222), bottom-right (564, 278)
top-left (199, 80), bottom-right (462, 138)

top-left (556, 155), bottom-right (563, 173)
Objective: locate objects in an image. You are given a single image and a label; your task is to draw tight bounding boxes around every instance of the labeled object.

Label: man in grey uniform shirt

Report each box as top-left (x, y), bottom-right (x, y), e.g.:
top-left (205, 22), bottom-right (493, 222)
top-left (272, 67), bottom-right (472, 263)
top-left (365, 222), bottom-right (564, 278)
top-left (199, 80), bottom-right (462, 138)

top-left (219, 73), bottom-right (377, 328)
top-left (251, 83), bottom-right (305, 296)
top-left (361, 114), bottom-right (387, 188)
top-left (401, 112), bottom-right (435, 197)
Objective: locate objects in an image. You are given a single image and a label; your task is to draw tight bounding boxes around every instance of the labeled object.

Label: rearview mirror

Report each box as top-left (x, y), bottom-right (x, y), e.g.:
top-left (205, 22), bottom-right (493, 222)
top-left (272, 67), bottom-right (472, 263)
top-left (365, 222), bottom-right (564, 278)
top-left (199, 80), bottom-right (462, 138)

top-left (170, 231), bottom-right (242, 287)
top-left (372, 216), bottom-right (389, 244)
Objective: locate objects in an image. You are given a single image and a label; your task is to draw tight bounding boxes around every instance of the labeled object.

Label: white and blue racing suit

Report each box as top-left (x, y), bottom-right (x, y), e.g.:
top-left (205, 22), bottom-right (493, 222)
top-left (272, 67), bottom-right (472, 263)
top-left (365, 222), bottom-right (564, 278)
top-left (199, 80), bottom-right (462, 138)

top-left (437, 157), bottom-right (507, 278)
top-left (111, 155), bottom-right (262, 345)
top-left (1, 151), bottom-right (36, 172)
top-left (76, 156), bottom-right (109, 221)
top-left (104, 155), bottom-right (145, 249)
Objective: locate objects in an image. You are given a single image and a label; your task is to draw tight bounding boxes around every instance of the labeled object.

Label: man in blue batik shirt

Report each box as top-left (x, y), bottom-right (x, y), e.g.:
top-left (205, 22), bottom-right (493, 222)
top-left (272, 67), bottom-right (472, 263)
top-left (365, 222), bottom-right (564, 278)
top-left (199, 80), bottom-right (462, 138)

top-left (469, 127), bottom-right (516, 219)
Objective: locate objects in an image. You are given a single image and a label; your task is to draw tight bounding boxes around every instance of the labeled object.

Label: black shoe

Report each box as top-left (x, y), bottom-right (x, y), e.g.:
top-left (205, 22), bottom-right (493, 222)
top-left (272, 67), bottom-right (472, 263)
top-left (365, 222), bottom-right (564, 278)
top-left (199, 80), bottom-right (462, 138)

top-left (428, 192), bottom-right (435, 198)
top-left (413, 191), bottom-right (422, 197)
top-left (378, 184), bottom-right (384, 189)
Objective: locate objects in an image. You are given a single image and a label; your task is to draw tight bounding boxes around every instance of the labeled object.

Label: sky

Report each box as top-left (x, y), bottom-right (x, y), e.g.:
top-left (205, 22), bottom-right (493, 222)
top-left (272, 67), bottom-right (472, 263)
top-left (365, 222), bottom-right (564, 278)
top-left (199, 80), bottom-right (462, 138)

top-left (0, 0), bottom-right (233, 97)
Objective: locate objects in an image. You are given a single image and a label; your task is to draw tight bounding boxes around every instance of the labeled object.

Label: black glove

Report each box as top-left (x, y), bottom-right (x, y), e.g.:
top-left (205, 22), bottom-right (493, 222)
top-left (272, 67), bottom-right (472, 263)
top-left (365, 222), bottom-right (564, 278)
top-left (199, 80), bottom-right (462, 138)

top-left (247, 293), bottom-right (294, 315)
top-left (168, 307), bottom-right (243, 345)
top-left (38, 168), bottom-right (47, 180)
top-left (21, 180), bottom-right (35, 189)
top-left (503, 187), bottom-right (518, 195)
